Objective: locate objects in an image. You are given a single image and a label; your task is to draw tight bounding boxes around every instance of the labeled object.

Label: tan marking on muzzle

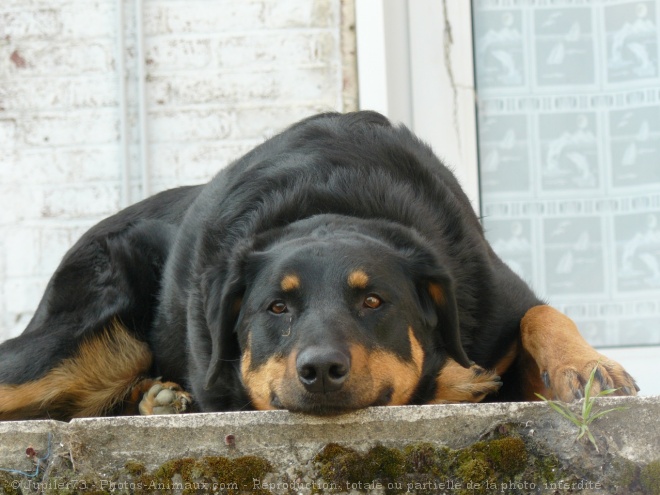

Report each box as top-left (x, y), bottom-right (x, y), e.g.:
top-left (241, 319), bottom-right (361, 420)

top-left (367, 327), bottom-right (425, 405)
top-left (240, 334), bottom-right (287, 410)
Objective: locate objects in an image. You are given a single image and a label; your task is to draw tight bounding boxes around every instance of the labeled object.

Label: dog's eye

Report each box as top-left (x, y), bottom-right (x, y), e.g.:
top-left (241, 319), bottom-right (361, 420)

top-left (363, 294), bottom-right (383, 309)
top-left (269, 301), bottom-right (288, 315)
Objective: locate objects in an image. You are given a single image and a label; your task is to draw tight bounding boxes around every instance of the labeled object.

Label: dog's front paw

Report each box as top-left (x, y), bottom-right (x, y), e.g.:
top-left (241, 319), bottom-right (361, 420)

top-left (542, 356), bottom-right (639, 403)
top-left (521, 305), bottom-right (640, 402)
top-left (138, 381), bottom-right (193, 415)
top-left (431, 360), bottom-right (502, 403)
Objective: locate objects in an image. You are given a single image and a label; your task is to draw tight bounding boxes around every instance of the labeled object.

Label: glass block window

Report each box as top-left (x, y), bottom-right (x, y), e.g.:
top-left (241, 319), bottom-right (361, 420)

top-left (473, 0), bottom-right (660, 347)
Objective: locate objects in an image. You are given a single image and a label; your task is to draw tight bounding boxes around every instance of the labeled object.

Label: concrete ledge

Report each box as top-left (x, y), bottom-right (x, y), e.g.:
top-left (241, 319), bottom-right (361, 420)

top-left (1, 397), bottom-right (659, 494)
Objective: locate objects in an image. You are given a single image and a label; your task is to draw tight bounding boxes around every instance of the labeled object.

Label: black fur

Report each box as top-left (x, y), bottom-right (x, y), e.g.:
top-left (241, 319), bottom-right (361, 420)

top-left (0, 111), bottom-right (542, 413)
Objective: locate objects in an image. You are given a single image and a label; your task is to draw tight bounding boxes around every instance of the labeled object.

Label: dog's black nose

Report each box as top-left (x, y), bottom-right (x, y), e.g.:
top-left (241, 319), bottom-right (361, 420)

top-left (296, 347), bottom-right (350, 393)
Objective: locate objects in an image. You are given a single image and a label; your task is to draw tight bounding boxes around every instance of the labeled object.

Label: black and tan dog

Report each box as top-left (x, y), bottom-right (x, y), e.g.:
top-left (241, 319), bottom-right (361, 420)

top-left (0, 111), bottom-right (638, 420)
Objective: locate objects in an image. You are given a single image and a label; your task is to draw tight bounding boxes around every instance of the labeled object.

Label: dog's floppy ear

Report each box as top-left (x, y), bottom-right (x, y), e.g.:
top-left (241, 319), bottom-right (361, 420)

top-left (410, 253), bottom-right (472, 369)
top-left (202, 252), bottom-right (248, 389)
top-left (424, 275), bottom-right (472, 368)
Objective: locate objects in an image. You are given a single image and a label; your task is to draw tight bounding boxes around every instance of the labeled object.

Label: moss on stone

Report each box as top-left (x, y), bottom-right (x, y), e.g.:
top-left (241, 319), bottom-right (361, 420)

top-left (314, 436), bottom-right (532, 493)
top-left (364, 445), bottom-right (406, 480)
top-left (143, 455), bottom-right (272, 495)
top-left (0, 453), bottom-right (270, 495)
top-left (402, 443), bottom-right (451, 478)
top-left (1, 429), bottom-right (656, 495)
top-left (613, 457), bottom-right (639, 490)
top-left (484, 437), bottom-right (528, 474)
top-left (640, 460), bottom-right (660, 495)
top-left (150, 457), bottom-right (197, 492)
top-left (123, 460), bottom-right (146, 477)
top-left (0, 472), bottom-right (21, 495)
top-left (532, 453), bottom-right (562, 484)
top-left (456, 457), bottom-right (495, 493)
top-left (314, 443), bottom-right (365, 486)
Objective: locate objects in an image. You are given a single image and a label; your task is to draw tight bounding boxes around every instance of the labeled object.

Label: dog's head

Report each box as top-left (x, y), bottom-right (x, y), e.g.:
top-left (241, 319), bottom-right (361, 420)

top-left (201, 216), bottom-right (471, 414)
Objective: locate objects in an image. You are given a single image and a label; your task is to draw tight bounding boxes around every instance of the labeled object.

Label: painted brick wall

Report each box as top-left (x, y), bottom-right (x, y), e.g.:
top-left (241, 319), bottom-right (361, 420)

top-left (0, 0), bottom-right (357, 341)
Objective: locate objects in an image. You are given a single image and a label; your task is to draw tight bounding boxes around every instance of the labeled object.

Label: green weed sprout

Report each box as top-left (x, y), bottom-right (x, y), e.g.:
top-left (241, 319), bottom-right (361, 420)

top-left (536, 363), bottom-right (628, 452)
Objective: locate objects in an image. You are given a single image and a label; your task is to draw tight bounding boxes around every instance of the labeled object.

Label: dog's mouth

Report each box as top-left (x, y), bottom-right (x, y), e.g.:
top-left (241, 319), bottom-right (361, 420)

top-left (240, 340), bottom-right (423, 414)
top-left (269, 386), bottom-right (394, 415)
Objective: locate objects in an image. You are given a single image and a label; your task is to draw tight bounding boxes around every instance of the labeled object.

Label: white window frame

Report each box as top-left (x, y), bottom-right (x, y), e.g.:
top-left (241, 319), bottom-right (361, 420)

top-left (355, 0), bottom-right (658, 396)
top-left (355, 0), bottom-right (480, 212)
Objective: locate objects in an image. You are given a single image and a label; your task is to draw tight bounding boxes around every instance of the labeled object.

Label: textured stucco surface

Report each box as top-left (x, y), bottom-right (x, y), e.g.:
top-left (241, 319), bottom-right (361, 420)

top-left (0, 397), bottom-right (658, 493)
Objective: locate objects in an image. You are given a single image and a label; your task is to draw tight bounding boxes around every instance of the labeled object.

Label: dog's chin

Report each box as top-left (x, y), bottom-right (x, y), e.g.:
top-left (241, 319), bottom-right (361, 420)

top-left (269, 386), bottom-right (394, 416)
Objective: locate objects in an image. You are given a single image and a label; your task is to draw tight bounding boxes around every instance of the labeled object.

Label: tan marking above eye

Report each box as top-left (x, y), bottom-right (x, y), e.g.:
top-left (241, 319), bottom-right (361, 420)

top-left (280, 274), bottom-right (300, 292)
top-left (348, 270), bottom-right (369, 289)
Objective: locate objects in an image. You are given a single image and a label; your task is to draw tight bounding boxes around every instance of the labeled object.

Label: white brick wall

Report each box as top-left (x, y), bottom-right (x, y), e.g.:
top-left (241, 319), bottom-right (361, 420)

top-left (0, 0), bottom-right (357, 341)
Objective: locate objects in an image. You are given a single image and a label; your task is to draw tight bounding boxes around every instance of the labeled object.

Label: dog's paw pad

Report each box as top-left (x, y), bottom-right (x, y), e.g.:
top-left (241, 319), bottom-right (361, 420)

top-left (139, 382), bottom-right (192, 415)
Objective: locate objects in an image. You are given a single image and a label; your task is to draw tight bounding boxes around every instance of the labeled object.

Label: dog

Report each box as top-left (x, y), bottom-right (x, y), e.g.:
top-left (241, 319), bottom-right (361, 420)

top-left (0, 111), bottom-right (638, 420)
